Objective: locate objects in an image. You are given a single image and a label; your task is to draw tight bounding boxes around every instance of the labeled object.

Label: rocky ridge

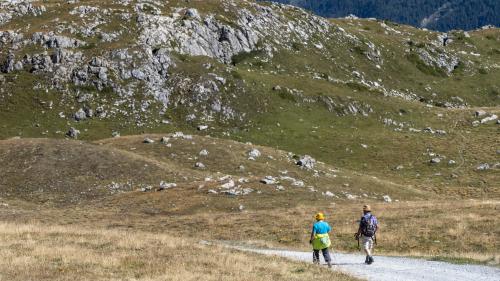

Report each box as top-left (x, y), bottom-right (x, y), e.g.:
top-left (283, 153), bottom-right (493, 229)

top-left (1, 0), bottom-right (494, 130)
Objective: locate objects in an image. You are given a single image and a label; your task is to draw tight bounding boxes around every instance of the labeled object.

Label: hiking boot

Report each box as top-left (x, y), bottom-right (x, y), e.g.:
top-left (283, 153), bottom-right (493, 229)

top-left (367, 256), bottom-right (374, 264)
top-left (327, 262), bottom-right (332, 268)
top-left (365, 256), bottom-right (370, 264)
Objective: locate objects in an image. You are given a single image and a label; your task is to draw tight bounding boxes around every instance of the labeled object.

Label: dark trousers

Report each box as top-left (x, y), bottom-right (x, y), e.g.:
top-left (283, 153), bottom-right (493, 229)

top-left (313, 248), bottom-right (331, 263)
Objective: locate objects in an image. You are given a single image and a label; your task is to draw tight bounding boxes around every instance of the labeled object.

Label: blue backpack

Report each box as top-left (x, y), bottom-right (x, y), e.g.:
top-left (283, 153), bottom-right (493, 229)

top-left (361, 215), bottom-right (378, 237)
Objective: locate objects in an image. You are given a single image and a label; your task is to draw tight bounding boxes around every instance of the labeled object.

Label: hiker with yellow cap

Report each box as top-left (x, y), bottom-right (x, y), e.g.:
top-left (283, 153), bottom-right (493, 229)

top-left (309, 212), bottom-right (332, 268)
top-left (355, 205), bottom-right (379, 264)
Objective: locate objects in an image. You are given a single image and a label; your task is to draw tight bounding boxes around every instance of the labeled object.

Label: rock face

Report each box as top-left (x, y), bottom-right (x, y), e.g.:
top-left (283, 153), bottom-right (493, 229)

top-left (415, 47), bottom-right (459, 75)
top-left (1, 0), bottom-right (373, 128)
top-left (139, 5), bottom-right (330, 64)
top-left (140, 10), bottom-right (259, 64)
top-left (0, 2), bottom-right (46, 25)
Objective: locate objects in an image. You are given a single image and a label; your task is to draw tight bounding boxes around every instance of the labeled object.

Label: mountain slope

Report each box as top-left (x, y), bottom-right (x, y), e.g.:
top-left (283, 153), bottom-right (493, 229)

top-left (268, 0), bottom-right (500, 31)
top-left (1, 0), bottom-right (499, 191)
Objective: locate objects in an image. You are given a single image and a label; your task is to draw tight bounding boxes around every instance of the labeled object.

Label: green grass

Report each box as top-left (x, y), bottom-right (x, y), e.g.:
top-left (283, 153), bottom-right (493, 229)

top-left (407, 53), bottom-right (447, 77)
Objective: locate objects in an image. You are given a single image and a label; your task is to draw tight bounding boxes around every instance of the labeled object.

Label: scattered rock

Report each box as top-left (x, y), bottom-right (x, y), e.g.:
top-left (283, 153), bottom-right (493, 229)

top-left (197, 125), bottom-right (208, 131)
top-left (297, 155), bottom-right (316, 169)
top-left (476, 163), bottom-right (490, 171)
top-left (161, 137), bottom-right (170, 144)
top-left (195, 162), bottom-right (206, 169)
top-left (481, 115), bottom-right (498, 124)
top-left (199, 149), bottom-right (209, 156)
top-left (222, 187), bottom-right (254, 196)
top-left (221, 180), bottom-right (235, 189)
top-left (143, 138), bottom-right (155, 144)
top-left (172, 132), bottom-right (192, 140)
top-left (383, 195), bottom-right (392, 203)
top-left (66, 127), bottom-right (80, 139)
top-left (475, 110), bottom-right (487, 117)
top-left (140, 185), bottom-right (154, 192)
top-left (219, 175), bottom-right (232, 182)
top-left (448, 160), bottom-right (456, 165)
top-left (345, 194), bottom-right (356, 200)
top-left (291, 180), bottom-right (305, 187)
top-left (430, 158), bottom-right (441, 164)
top-left (159, 182), bottom-right (177, 190)
top-left (248, 148), bottom-right (261, 160)
top-left (435, 130), bottom-right (447, 135)
top-left (238, 178), bottom-right (250, 183)
top-left (260, 176), bottom-right (278, 185)
top-left (323, 191), bottom-right (335, 197)
top-left (74, 108), bottom-right (87, 121)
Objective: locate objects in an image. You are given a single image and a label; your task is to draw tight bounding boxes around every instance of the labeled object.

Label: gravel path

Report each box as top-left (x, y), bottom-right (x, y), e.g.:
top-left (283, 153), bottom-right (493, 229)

top-left (239, 248), bottom-right (500, 281)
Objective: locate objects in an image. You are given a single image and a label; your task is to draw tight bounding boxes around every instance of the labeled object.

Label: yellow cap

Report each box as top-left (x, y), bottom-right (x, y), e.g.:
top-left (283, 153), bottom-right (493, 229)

top-left (363, 205), bottom-right (371, 212)
top-left (315, 212), bottom-right (325, 220)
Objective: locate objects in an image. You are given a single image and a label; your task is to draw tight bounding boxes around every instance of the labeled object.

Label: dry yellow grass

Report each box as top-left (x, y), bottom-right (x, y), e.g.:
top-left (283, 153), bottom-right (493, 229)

top-left (0, 222), bottom-right (358, 281)
top-left (0, 137), bottom-right (498, 270)
top-left (163, 200), bottom-right (499, 265)
top-left (1, 199), bottom-right (497, 266)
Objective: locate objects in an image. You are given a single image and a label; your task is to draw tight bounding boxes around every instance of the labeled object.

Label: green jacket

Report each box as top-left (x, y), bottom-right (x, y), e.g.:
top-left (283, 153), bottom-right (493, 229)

top-left (312, 233), bottom-right (331, 250)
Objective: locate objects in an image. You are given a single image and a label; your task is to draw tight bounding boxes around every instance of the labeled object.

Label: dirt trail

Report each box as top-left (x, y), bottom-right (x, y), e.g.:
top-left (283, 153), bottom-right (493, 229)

top-left (238, 248), bottom-right (500, 281)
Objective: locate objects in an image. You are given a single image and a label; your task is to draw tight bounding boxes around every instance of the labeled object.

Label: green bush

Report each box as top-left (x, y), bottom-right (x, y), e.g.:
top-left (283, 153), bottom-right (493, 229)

top-left (231, 50), bottom-right (264, 65)
top-left (407, 53), bottom-right (446, 77)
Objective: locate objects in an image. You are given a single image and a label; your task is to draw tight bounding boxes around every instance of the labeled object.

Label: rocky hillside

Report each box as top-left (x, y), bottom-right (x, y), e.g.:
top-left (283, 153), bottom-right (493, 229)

top-left (0, 0), bottom-right (499, 192)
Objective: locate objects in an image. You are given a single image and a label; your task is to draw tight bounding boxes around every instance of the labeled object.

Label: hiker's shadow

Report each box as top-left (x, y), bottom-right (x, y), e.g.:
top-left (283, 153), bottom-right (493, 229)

top-left (329, 263), bottom-right (365, 266)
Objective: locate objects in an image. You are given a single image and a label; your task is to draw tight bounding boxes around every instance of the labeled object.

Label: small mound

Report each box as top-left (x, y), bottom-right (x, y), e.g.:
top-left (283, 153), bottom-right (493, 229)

top-left (0, 138), bottom-right (188, 205)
